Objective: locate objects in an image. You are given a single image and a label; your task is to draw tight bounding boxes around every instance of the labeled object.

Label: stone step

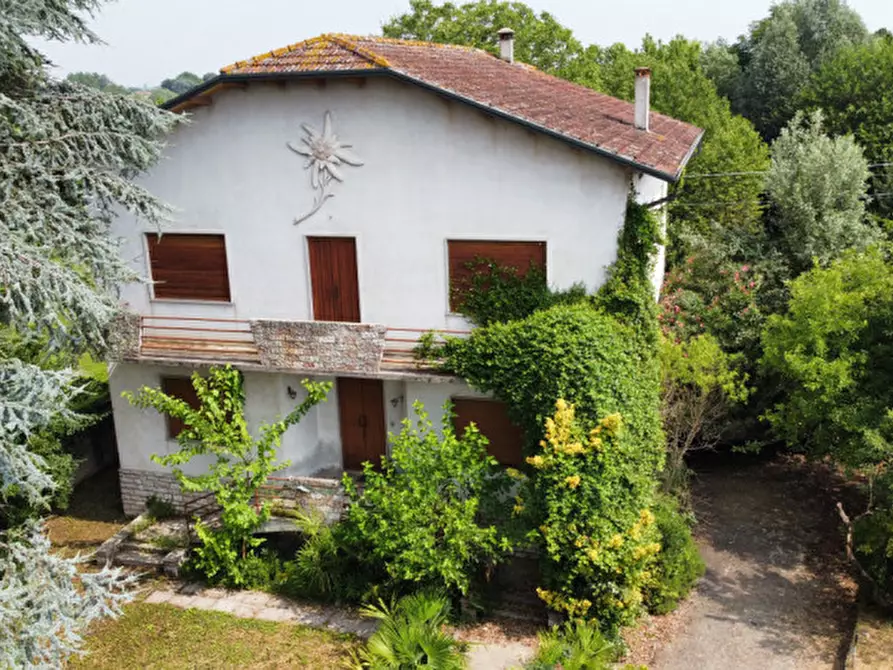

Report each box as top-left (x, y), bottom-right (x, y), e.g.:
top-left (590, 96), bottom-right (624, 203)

top-left (114, 548), bottom-right (166, 570)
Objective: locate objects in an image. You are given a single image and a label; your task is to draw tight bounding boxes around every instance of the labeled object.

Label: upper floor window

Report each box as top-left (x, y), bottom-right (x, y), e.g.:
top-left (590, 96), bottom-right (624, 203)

top-left (146, 233), bottom-right (231, 302)
top-left (160, 376), bottom-right (200, 438)
top-left (447, 240), bottom-right (546, 312)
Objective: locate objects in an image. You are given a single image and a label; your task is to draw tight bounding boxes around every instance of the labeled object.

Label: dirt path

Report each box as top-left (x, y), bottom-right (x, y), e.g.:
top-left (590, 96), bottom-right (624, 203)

top-left (652, 458), bottom-right (858, 670)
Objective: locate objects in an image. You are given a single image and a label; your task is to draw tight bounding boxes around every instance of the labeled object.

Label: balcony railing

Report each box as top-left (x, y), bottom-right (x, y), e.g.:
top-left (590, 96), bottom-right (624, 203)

top-left (136, 316), bottom-right (469, 374)
top-left (382, 327), bottom-right (470, 371)
top-left (140, 315), bottom-right (261, 364)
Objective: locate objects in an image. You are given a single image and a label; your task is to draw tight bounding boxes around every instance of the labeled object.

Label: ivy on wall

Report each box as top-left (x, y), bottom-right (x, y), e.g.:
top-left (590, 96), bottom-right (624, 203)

top-left (436, 190), bottom-right (671, 626)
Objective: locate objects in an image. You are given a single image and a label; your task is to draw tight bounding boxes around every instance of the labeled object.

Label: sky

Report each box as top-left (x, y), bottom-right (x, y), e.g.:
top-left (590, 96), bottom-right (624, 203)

top-left (37, 0), bottom-right (893, 88)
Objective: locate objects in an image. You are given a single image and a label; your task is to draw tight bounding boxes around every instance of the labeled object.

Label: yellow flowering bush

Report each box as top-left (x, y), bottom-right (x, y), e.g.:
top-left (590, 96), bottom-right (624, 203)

top-left (529, 400), bottom-right (662, 632)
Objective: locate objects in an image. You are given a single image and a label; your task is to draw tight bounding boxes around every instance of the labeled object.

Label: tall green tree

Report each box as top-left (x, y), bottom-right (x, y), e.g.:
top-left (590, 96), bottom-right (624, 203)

top-left (715, 0), bottom-right (867, 140)
top-left (65, 71), bottom-right (132, 94)
top-left (802, 35), bottom-right (893, 218)
top-left (766, 110), bottom-right (875, 271)
top-left (160, 71), bottom-right (203, 95)
top-left (383, 0), bottom-right (586, 77)
top-left (0, 0), bottom-right (179, 664)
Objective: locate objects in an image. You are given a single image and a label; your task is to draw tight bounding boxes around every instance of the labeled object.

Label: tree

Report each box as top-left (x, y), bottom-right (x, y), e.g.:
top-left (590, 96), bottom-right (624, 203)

top-left (802, 36), bottom-right (893, 218)
top-left (65, 71), bottom-right (132, 94)
top-left (721, 0), bottom-right (867, 140)
top-left (766, 110), bottom-right (876, 271)
top-left (159, 71), bottom-right (203, 95)
top-left (125, 366), bottom-right (330, 586)
top-left (382, 0), bottom-right (585, 76)
top-left (0, 0), bottom-right (179, 664)
top-left (738, 8), bottom-right (812, 141)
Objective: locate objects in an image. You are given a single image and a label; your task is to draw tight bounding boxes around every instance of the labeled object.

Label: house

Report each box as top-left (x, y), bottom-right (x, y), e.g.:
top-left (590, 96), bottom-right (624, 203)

top-left (107, 31), bottom-right (703, 516)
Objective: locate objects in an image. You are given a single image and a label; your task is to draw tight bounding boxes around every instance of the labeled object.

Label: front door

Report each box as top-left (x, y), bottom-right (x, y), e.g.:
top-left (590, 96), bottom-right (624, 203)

top-left (307, 236), bottom-right (361, 322)
top-left (338, 377), bottom-right (386, 471)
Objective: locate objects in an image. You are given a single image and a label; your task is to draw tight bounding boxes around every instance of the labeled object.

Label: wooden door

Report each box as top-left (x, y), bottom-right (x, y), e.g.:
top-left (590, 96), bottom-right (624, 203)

top-left (338, 378), bottom-right (386, 471)
top-left (307, 237), bottom-right (360, 322)
top-left (452, 398), bottom-right (525, 467)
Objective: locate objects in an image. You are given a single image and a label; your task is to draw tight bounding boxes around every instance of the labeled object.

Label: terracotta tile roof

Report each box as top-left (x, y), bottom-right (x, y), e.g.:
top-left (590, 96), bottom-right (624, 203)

top-left (202, 34), bottom-right (703, 181)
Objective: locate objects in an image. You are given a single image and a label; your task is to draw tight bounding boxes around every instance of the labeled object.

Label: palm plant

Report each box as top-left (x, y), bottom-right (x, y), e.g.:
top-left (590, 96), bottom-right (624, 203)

top-left (526, 619), bottom-right (617, 670)
top-left (350, 592), bottom-right (466, 669)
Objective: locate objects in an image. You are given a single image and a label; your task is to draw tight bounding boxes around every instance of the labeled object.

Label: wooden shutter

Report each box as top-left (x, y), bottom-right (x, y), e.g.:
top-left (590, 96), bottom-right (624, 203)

top-left (452, 398), bottom-right (525, 467)
top-left (308, 237), bottom-right (361, 322)
top-left (160, 377), bottom-right (200, 438)
top-left (448, 240), bottom-right (546, 311)
top-left (146, 233), bottom-right (231, 301)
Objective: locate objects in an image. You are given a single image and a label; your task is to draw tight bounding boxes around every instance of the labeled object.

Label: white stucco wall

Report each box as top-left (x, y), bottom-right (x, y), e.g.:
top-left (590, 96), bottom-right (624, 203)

top-left (114, 76), bottom-right (634, 331)
top-left (109, 362), bottom-right (482, 477)
top-left (634, 173), bottom-right (670, 299)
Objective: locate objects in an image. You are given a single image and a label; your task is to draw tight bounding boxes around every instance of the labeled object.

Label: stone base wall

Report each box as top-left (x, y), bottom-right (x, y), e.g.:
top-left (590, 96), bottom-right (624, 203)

top-left (118, 468), bottom-right (347, 521)
top-left (119, 469), bottom-right (196, 517)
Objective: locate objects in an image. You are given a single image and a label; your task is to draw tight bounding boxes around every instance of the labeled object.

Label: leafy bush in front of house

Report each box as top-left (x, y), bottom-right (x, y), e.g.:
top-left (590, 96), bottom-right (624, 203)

top-left (527, 400), bottom-right (662, 631)
top-left (643, 494), bottom-right (705, 615)
top-left (124, 365), bottom-right (330, 587)
top-left (350, 591), bottom-right (467, 670)
top-left (277, 510), bottom-right (381, 603)
top-left (340, 402), bottom-right (514, 598)
top-left (659, 332), bottom-right (750, 498)
top-left (525, 619), bottom-right (619, 670)
top-left (456, 259), bottom-right (587, 327)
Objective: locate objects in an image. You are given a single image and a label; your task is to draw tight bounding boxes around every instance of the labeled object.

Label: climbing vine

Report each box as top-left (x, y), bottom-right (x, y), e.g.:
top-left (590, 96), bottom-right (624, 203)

top-left (595, 196), bottom-right (663, 342)
top-left (437, 190), bottom-right (689, 627)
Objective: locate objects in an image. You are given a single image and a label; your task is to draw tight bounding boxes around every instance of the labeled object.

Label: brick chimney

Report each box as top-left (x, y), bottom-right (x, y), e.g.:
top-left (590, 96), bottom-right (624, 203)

top-left (634, 67), bottom-right (651, 132)
top-left (498, 28), bottom-right (515, 63)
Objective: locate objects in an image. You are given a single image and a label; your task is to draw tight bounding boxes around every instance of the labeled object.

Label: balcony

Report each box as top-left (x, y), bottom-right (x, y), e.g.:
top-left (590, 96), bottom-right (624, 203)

top-left (140, 316), bottom-right (261, 364)
top-left (116, 314), bottom-right (469, 379)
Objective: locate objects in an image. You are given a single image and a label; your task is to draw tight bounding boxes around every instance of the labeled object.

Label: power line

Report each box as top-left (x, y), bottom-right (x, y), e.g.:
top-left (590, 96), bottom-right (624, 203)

top-left (683, 162), bottom-right (893, 179)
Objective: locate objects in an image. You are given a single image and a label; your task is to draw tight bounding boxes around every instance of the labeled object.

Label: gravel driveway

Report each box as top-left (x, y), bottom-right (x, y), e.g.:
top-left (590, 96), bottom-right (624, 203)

top-left (652, 458), bottom-right (858, 670)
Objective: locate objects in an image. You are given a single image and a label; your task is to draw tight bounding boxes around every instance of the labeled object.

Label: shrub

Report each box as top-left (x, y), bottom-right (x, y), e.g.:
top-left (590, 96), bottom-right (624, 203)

top-left (761, 248), bottom-right (893, 468)
top-left (145, 495), bottom-right (177, 520)
top-left (527, 400), bottom-right (662, 631)
top-left (643, 495), bottom-right (705, 614)
top-left (526, 619), bottom-right (618, 670)
top-left (659, 333), bottom-right (749, 496)
top-left (278, 511), bottom-right (380, 603)
top-left (340, 402), bottom-right (513, 597)
top-left (351, 592), bottom-right (466, 670)
top-left (124, 365), bottom-right (330, 587)
top-left (852, 502), bottom-right (893, 608)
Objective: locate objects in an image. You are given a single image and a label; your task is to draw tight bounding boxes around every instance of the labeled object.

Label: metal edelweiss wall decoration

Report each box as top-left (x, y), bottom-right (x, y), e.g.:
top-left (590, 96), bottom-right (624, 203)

top-left (287, 111), bottom-right (363, 225)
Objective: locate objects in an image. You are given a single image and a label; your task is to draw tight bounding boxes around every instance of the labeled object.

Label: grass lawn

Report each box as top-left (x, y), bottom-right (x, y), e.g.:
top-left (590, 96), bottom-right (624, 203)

top-left (45, 468), bottom-right (128, 557)
top-left (69, 602), bottom-right (359, 669)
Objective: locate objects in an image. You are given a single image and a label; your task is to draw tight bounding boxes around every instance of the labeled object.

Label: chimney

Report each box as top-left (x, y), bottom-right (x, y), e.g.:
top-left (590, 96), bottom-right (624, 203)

top-left (498, 27), bottom-right (515, 63)
top-left (634, 67), bottom-right (651, 132)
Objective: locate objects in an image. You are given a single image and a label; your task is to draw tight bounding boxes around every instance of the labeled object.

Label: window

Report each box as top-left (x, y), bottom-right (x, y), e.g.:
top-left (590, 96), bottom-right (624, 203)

top-left (447, 240), bottom-right (546, 312)
top-left (146, 233), bottom-right (231, 301)
top-left (160, 376), bottom-right (200, 438)
top-left (452, 398), bottom-right (525, 467)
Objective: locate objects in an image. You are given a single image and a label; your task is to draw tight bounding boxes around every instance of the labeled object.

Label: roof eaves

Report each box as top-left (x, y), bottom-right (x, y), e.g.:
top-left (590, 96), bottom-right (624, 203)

top-left (383, 69), bottom-right (688, 183)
